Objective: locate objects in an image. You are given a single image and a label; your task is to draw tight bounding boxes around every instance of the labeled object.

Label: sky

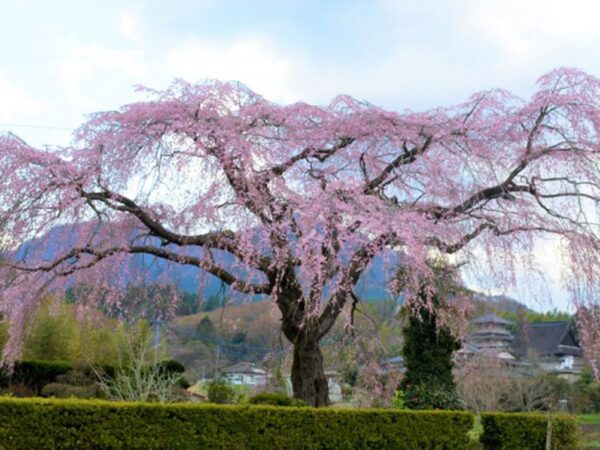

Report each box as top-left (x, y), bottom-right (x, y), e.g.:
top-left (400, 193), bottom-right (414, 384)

top-left (2, 0), bottom-right (600, 311)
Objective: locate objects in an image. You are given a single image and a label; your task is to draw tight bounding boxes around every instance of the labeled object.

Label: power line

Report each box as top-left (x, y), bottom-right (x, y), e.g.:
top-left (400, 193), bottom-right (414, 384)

top-left (0, 122), bottom-right (74, 132)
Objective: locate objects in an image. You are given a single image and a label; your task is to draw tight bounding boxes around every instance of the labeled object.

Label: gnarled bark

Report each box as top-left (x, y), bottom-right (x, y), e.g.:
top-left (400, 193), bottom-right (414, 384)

top-left (290, 339), bottom-right (329, 407)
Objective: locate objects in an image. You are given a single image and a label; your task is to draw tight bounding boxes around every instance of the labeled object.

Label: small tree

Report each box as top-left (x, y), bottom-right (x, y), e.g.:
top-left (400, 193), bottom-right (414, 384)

top-left (95, 335), bottom-right (184, 403)
top-left (206, 379), bottom-right (236, 404)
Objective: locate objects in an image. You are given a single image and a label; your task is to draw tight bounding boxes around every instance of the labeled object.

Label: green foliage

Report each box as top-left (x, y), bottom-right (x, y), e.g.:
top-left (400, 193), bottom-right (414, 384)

top-left (207, 380), bottom-right (236, 404)
top-left (265, 360), bottom-right (288, 395)
top-left (195, 316), bottom-right (217, 339)
top-left (18, 297), bottom-right (126, 367)
top-left (497, 308), bottom-right (573, 328)
top-left (248, 392), bottom-right (307, 407)
top-left (0, 398), bottom-right (475, 449)
top-left (391, 390), bottom-right (405, 409)
top-left (97, 336), bottom-right (186, 403)
top-left (40, 368), bottom-right (104, 399)
top-left (0, 360), bottom-right (73, 394)
top-left (528, 371), bottom-right (600, 414)
top-left (40, 382), bottom-right (100, 399)
top-left (400, 303), bottom-right (460, 392)
top-left (155, 359), bottom-right (185, 374)
top-left (0, 361), bottom-right (117, 397)
top-left (155, 360), bottom-right (190, 389)
top-left (403, 384), bottom-right (465, 411)
top-left (399, 265), bottom-right (463, 410)
top-left (480, 412), bottom-right (580, 450)
top-left (202, 294), bottom-right (223, 312)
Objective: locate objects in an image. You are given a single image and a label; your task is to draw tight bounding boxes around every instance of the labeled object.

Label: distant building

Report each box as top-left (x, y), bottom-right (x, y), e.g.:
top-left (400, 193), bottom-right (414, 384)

top-left (459, 313), bottom-right (585, 380)
top-left (222, 362), bottom-right (268, 386)
top-left (383, 313), bottom-right (585, 380)
top-left (468, 313), bottom-right (514, 350)
top-left (511, 321), bottom-right (585, 380)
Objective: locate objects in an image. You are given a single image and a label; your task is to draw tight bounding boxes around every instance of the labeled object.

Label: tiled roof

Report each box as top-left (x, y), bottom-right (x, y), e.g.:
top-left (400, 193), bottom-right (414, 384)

top-left (511, 322), bottom-right (583, 357)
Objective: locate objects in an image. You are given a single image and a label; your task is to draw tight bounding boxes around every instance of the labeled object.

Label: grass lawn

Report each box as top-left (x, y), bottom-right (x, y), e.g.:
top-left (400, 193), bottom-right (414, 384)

top-left (468, 414), bottom-right (598, 449)
top-left (579, 414), bottom-right (600, 448)
top-left (467, 415), bottom-right (483, 442)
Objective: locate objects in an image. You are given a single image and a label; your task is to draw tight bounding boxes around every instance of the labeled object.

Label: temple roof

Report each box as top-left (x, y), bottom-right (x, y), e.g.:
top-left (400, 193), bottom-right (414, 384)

top-left (472, 312), bottom-right (513, 326)
top-left (511, 322), bottom-right (583, 357)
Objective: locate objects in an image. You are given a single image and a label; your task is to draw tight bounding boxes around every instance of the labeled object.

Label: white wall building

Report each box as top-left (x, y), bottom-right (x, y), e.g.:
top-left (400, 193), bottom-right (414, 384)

top-left (222, 362), bottom-right (268, 387)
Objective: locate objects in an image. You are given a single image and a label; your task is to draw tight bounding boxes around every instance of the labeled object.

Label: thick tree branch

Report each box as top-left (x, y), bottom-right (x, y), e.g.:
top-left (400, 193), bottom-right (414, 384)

top-left (81, 189), bottom-right (275, 274)
top-left (12, 245), bottom-right (272, 295)
top-left (270, 137), bottom-right (355, 176)
top-left (318, 232), bottom-right (395, 337)
top-left (364, 135), bottom-right (433, 194)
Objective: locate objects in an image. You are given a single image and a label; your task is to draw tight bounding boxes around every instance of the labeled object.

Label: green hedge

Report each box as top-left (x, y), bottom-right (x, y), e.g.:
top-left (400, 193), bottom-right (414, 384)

top-left (0, 398), bottom-right (474, 449)
top-left (480, 412), bottom-right (580, 450)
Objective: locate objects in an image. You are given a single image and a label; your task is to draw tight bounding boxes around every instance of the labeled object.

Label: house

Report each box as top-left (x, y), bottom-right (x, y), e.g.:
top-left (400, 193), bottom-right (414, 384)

top-left (222, 362), bottom-right (268, 386)
top-left (381, 356), bottom-right (406, 374)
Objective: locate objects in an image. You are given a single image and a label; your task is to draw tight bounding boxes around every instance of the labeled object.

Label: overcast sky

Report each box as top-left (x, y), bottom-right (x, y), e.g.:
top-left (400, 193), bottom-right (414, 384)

top-left (2, 0), bottom-right (600, 311)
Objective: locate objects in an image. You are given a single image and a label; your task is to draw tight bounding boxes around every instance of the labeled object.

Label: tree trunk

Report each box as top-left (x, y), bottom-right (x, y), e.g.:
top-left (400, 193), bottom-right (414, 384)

top-left (291, 339), bottom-right (329, 407)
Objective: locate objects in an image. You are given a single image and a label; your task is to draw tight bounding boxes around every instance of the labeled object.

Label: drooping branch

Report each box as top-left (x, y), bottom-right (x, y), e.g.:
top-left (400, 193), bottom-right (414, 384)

top-left (269, 137), bottom-right (355, 177)
top-left (318, 232), bottom-right (396, 337)
top-left (364, 134), bottom-right (433, 194)
top-left (80, 189), bottom-right (275, 274)
top-left (11, 244), bottom-right (272, 295)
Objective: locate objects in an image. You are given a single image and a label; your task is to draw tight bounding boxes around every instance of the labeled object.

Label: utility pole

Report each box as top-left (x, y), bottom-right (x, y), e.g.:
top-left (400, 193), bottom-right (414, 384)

top-left (152, 317), bottom-right (162, 361)
top-left (215, 342), bottom-right (221, 379)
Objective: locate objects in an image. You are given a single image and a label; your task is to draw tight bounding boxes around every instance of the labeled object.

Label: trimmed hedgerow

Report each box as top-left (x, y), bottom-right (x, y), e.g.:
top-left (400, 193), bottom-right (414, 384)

top-left (480, 412), bottom-right (580, 450)
top-left (0, 398), bottom-right (474, 449)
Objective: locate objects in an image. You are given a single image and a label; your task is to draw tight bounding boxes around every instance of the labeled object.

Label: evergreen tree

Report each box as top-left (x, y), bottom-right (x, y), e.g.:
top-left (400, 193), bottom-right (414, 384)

top-left (399, 263), bottom-right (464, 410)
top-left (195, 316), bottom-right (217, 340)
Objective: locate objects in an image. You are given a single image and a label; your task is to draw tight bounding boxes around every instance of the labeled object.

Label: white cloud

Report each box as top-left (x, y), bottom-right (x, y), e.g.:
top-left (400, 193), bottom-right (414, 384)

top-left (0, 72), bottom-right (42, 121)
top-left (59, 44), bottom-right (147, 104)
top-left (166, 37), bottom-right (294, 103)
top-left (465, 0), bottom-right (600, 66)
top-left (117, 10), bottom-right (142, 42)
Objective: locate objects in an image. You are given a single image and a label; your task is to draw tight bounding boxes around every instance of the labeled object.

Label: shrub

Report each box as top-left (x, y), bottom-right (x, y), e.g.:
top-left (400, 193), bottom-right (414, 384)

top-left (403, 383), bottom-right (465, 410)
top-left (40, 368), bottom-right (103, 400)
top-left (0, 360), bottom-right (73, 394)
top-left (155, 359), bottom-right (186, 374)
top-left (0, 397), bottom-right (475, 449)
top-left (154, 360), bottom-right (190, 389)
top-left (341, 384), bottom-right (353, 402)
top-left (391, 390), bottom-right (406, 409)
top-left (40, 383), bottom-right (100, 399)
top-left (248, 392), bottom-right (307, 407)
top-left (0, 383), bottom-right (36, 398)
top-left (0, 361), bottom-right (118, 395)
top-left (481, 412), bottom-right (580, 450)
top-left (56, 369), bottom-right (96, 387)
top-left (206, 380), bottom-right (236, 404)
